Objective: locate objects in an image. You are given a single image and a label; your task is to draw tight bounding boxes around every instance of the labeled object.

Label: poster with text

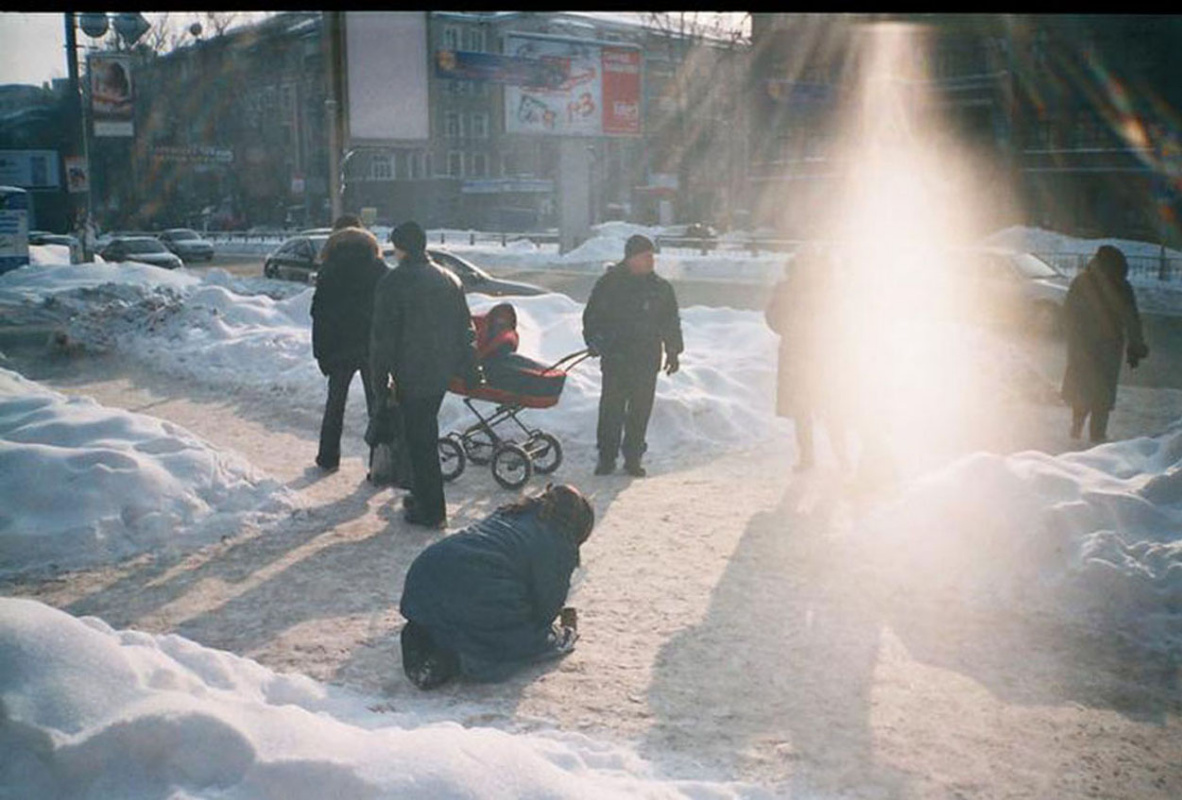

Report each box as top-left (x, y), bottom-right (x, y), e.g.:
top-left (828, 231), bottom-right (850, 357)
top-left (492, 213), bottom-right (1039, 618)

top-left (504, 35), bottom-right (641, 137)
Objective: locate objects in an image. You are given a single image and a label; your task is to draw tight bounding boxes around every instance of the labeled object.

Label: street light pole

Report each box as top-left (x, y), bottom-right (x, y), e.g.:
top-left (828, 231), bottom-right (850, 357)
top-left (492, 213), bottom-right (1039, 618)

top-left (63, 13), bottom-right (93, 248)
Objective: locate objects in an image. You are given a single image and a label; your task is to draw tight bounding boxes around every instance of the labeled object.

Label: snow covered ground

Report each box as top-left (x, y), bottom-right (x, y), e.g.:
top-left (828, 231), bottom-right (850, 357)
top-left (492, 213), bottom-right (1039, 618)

top-left (2, 236), bottom-right (1182, 797)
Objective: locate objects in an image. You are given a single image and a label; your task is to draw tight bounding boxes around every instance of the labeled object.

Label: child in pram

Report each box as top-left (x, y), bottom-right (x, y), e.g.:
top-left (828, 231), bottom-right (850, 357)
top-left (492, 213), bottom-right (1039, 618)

top-left (468, 302), bottom-right (564, 403)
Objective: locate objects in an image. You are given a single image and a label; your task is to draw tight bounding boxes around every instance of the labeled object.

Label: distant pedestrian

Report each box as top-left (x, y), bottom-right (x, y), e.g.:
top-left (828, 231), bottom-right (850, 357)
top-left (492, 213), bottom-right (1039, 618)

top-left (583, 234), bottom-right (683, 477)
top-left (311, 225), bottom-right (389, 471)
top-left (370, 221), bottom-right (479, 528)
top-left (765, 249), bottom-right (851, 472)
top-left (399, 483), bottom-right (594, 689)
top-left (1061, 245), bottom-right (1148, 443)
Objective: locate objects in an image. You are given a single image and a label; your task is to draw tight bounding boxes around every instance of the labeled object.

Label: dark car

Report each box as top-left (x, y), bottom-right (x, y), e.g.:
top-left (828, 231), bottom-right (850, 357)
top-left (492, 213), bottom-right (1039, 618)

top-left (264, 234), bottom-right (546, 296)
top-left (159, 228), bottom-right (215, 262)
top-left (98, 236), bottom-right (184, 270)
top-left (28, 231), bottom-right (82, 263)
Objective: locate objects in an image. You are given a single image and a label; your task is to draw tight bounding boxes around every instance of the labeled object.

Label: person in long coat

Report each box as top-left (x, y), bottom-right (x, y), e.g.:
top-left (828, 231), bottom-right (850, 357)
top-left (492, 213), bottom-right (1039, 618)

top-left (765, 249), bottom-right (850, 471)
top-left (310, 222), bottom-right (389, 470)
top-left (399, 483), bottom-right (594, 689)
top-left (1061, 244), bottom-right (1148, 443)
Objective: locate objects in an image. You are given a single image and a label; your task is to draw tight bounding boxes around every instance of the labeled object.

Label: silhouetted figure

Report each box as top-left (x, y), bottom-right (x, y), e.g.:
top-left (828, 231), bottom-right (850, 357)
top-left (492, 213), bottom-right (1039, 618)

top-left (766, 250), bottom-right (851, 472)
top-left (1061, 245), bottom-right (1148, 444)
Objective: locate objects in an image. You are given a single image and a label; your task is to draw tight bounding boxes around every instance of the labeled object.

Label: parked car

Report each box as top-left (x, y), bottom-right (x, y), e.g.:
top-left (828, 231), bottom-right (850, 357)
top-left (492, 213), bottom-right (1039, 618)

top-left (660, 223), bottom-right (718, 251)
top-left (949, 247), bottom-right (1069, 334)
top-left (264, 234), bottom-right (546, 296)
top-left (158, 228), bottom-right (215, 262)
top-left (98, 236), bottom-right (184, 270)
top-left (28, 231), bottom-right (82, 263)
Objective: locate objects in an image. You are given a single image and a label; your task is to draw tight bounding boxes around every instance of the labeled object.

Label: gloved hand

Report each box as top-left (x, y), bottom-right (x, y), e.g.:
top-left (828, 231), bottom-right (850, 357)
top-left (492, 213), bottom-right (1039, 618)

top-left (553, 625), bottom-right (579, 654)
top-left (586, 343), bottom-right (600, 358)
top-left (664, 353), bottom-right (680, 375)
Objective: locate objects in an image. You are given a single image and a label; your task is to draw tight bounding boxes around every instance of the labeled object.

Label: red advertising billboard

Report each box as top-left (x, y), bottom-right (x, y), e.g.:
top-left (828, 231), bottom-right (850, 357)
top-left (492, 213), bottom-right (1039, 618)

top-left (601, 46), bottom-right (641, 136)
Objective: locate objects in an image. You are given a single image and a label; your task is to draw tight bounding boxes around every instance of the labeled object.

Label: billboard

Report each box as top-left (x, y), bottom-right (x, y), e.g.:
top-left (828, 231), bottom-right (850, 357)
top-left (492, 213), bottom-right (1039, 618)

top-left (504, 34), bottom-right (641, 137)
top-left (90, 54), bottom-right (134, 137)
top-left (0, 150), bottom-right (60, 189)
top-left (344, 12), bottom-right (430, 143)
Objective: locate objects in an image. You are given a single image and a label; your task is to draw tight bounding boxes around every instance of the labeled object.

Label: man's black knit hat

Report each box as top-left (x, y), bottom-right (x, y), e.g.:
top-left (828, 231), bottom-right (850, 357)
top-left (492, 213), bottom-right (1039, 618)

top-left (624, 234), bottom-right (655, 260)
top-left (390, 221), bottom-right (427, 255)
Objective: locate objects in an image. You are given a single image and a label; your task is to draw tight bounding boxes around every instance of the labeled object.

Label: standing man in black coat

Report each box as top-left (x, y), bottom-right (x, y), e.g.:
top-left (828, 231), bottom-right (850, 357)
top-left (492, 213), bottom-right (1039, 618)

top-left (1061, 244), bottom-right (1148, 444)
top-left (370, 221), bottom-right (478, 528)
top-left (583, 234), bottom-right (683, 477)
top-left (311, 221), bottom-right (389, 471)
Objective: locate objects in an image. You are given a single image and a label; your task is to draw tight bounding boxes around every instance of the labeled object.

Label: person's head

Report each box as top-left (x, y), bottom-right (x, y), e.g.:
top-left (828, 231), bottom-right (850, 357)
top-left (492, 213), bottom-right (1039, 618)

top-left (332, 213), bottom-right (362, 231)
top-left (389, 221), bottom-right (427, 262)
top-left (624, 234), bottom-right (655, 275)
top-left (487, 302), bottom-right (517, 332)
top-left (499, 483), bottom-right (595, 547)
top-left (1091, 244), bottom-right (1129, 283)
top-left (324, 226), bottom-right (379, 266)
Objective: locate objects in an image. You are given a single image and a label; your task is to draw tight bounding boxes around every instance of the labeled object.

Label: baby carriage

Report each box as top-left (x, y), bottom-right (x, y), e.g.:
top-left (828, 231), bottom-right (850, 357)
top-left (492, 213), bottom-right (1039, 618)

top-left (439, 302), bottom-right (591, 489)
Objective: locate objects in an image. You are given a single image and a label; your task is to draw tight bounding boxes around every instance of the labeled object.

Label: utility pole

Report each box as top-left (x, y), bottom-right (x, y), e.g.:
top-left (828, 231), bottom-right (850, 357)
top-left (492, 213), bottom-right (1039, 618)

top-left (324, 11), bottom-right (344, 221)
top-left (64, 14), bottom-right (93, 242)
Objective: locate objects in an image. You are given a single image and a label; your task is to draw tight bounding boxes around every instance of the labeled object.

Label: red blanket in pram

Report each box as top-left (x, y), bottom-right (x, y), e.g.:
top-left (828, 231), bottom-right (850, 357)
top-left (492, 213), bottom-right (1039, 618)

top-left (449, 303), bottom-right (566, 408)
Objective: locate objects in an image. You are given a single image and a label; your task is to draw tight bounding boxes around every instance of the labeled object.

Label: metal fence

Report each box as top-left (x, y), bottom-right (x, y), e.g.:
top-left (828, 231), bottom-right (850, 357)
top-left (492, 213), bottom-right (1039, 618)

top-left (1033, 252), bottom-right (1182, 282)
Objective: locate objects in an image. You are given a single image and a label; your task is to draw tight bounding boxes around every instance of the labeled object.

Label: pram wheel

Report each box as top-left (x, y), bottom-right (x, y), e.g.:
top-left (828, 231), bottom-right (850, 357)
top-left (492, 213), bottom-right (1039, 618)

top-left (463, 429), bottom-right (496, 466)
top-left (491, 443), bottom-right (533, 490)
top-left (525, 432), bottom-right (563, 475)
top-left (439, 436), bottom-right (465, 482)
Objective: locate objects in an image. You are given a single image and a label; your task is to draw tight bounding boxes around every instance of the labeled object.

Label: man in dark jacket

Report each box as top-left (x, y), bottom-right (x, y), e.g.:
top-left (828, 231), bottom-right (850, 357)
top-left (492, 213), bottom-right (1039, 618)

top-left (311, 222), bottom-right (389, 471)
top-left (399, 483), bottom-right (594, 688)
top-left (583, 234), bottom-right (683, 477)
top-left (1061, 244), bottom-right (1148, 443)
top-left (370, 220), bottom-right (478, 527)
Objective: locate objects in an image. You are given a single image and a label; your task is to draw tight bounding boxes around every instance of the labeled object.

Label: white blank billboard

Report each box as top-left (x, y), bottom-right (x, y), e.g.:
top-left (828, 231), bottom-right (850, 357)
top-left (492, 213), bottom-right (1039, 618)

top-left (344, 12), bottom-right (430, 143)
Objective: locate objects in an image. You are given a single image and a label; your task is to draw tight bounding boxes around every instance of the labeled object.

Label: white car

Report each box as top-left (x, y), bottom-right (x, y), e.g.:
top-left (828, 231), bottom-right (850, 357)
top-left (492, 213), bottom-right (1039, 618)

top-left (159, 228), bottom-right (215, 262)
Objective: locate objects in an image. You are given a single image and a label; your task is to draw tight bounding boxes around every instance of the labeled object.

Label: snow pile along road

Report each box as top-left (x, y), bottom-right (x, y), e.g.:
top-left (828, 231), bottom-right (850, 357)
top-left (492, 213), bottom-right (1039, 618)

top-left (858, 424), bottom-right (1182, 650)
top-left (0, 369), bottom-right (293, 578)
top-left (0, 598), bottom-right (760, 800)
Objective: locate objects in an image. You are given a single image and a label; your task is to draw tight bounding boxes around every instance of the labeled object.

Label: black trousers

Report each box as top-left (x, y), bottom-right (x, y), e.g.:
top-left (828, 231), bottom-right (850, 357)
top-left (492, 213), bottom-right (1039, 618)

top-left (1072, 405), bottom-right (1111, 442)
top-left (318, 365), bottom-right (375, 466)
top-left (597, 359), bottom-right (659, 463)
top-left (399, 390), bottom-right (447, 521)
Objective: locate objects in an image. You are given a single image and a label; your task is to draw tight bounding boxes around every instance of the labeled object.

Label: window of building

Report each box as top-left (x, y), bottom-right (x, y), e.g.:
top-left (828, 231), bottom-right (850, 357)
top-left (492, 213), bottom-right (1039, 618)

top-left (371, 154), bottom-right (393, 180)
top-left (448, 150), bottom-right (464, 177)
top-left (443, 26), bottom-right (460, 51)
top-left (1073, 114), bottom-right (1110, 149)
top-left (445, 111), bottom-right (463, 138)
top-left (471, 152), bottom-right (488, 177)
top-left (462, 27), bottom-right (486, 52)
top-left (471, 112), bottom-right (489, 139)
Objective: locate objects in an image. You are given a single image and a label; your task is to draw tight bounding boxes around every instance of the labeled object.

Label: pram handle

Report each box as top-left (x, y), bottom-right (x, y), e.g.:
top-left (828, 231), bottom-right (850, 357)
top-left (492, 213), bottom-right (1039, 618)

top-left (542, 348), bottom-right (593, 374)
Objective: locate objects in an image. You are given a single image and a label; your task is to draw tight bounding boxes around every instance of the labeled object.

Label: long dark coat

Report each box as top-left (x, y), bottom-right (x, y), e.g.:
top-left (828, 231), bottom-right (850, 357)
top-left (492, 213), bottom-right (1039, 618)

top-left (399, 505), bottom-right (579, 682)
top-left (765, 268), bottom-right (835, 418)
top-left (310, 229), bottom-right (389, 374)
top-left (1061, 265), bottom-right (1145, 412)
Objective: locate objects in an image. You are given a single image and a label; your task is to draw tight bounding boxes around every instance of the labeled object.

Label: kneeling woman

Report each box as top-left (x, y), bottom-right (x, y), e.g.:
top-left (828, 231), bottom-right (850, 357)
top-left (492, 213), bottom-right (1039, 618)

top-left (399, 483), bottom-right (594, 689)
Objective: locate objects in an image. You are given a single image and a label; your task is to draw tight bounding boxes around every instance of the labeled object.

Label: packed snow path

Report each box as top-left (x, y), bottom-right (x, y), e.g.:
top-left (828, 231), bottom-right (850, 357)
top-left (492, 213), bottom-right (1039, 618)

top-left (3, 342), bottom-right (1181, 799)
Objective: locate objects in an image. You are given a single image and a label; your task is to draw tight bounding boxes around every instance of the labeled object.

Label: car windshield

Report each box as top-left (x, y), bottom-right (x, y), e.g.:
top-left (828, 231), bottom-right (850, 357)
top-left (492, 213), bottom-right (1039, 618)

top-left (1010, 252), bottom-right (1061, 279)
top-left (167, 230), bottom-right (199, 241)
top-left (123, 239), bottom-right (169, 254)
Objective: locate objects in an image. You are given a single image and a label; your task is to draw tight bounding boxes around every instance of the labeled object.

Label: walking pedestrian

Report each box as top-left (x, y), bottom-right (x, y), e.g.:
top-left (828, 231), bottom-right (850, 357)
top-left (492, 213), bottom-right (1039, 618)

top-left (399, 483), bottom-right (594, 689)
top-left (370, 221), bottom-right (479, 528)
top-left (1061, 245), bottom-right (1149, 443)
top-left (583, 234), bottom-right (683, 477)
top-left (311, 221), bottom-right (389, 471)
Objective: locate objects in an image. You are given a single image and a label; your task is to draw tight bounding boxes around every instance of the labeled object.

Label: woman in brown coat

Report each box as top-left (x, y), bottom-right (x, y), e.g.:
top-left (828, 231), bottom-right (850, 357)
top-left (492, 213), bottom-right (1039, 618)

top-left (1061, 245), bottom-right (1148, 444)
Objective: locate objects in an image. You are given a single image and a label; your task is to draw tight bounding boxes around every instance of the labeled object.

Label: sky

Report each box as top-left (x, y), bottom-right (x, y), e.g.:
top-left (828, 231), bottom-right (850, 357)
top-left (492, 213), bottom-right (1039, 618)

top-left (0, 12), bottom-right (750, 88)
top-left (0, 13), bottom-right (274, 88)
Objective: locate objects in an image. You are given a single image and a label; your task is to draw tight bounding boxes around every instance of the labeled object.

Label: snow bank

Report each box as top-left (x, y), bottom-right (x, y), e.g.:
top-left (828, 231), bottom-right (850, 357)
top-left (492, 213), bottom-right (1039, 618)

top-left (0, 598), bottom-right (758, 799)
top-left (858, 426), bottom-right (1182, 649)
top-left (0, 369), bottom-right (293, 577)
